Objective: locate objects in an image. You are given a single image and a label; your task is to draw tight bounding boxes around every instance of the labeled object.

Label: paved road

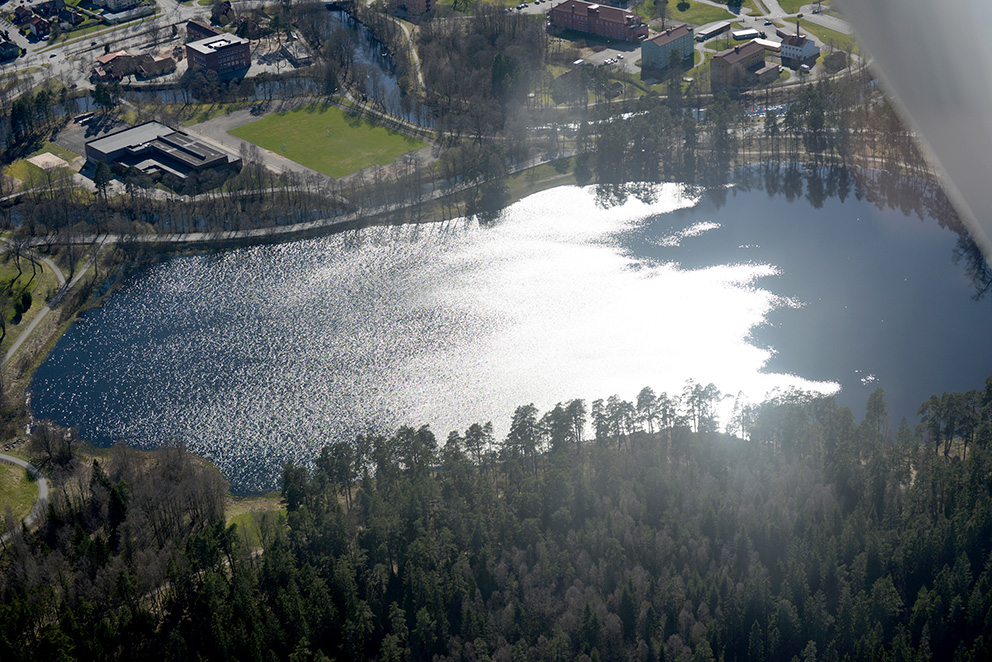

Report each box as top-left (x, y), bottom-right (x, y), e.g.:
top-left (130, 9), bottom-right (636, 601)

top-left (0, 453), bottom-right (49, 545)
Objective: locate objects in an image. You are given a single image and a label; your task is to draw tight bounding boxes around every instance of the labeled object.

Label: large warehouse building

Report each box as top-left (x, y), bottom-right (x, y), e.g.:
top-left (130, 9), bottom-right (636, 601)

top-left (85, 122), bottom-right (241, 182)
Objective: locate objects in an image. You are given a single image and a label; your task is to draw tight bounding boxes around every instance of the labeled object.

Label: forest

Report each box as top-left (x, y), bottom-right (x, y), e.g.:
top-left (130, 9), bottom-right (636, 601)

top-left (3, 380), bottom-right (992, 661)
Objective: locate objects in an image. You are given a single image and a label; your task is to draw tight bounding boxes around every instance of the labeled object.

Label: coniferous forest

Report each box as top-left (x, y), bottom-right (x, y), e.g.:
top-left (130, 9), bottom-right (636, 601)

top-left (3, 381), bottom-right (992, 661)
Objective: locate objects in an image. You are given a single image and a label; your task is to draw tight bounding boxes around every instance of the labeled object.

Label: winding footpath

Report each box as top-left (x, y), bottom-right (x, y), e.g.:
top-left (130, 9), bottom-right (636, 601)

top-left (1, 239), bottom-right (99, 367)
top-left (0, 452), bottom-right (49, 545)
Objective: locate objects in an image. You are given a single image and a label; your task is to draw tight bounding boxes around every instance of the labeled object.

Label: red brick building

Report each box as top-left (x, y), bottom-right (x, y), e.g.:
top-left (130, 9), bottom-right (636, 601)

top-left (710, 41), bottom-right (765, 89)
top-left (549, 0), bottom-right (648, 43)
top-left (186, 33), bottom-right (251, 75)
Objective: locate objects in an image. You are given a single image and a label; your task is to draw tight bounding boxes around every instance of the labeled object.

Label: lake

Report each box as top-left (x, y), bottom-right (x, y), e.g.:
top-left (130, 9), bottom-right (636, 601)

top-left (32, 177), bottom-right (992, 491)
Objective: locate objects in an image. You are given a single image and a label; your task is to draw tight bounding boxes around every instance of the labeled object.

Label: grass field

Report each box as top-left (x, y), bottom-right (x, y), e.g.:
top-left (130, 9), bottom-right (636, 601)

top-left (664, 1), bottom-right (734, 26)
top-left (796, 18), bottom-right (856, 53)
top-left (779, 0), bottom-right (830, 13)
top-left (0, 463), bottom-right (37, 524)
top-left (179, 101), bottom-right (256, 126)
top-left (230, 103), bottom-right (429, 179)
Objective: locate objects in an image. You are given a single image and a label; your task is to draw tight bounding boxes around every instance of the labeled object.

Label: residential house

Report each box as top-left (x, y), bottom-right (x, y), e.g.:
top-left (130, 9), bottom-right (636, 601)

top-left (28, 16), bottom-right (51, 38)
top-left (92, 50), bottom-right (176, 80)
top-left (549, 0), bottom-right (648, 43)
top-left (0, 39), bottom-right (20, 61)
top-left (710, 41), bottom-right (765, 90)
top-left (13, 6), bottom-right (34, 25)
top-left (59, 8), bottom-right (84, 29)
top-left (640, 23), bottom-right (693, 71)
top-left (35, 0), bottom-right (62, 18)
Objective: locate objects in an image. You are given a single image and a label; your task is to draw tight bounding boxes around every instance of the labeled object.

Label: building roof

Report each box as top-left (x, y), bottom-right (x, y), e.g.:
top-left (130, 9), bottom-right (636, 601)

top-left (87, 122), bottom-right (177, 155)
top-left (186, 20), bottom-right (221, 38)
top-left (186, 33), bottom-right (248, 55)
top-left (86, 122), bottom-right (235, 178)
top-left (646, 24), bottom-right (692, 47)
top-left (782, 33), bottom-right (813, 47)
top-left (753, 38), bottom-right (781, 51)
top-left (714, 40), bottom-right (765, 66)
top-left (97, 50), bottom-right (130, 65)
top-left (552, 0), bottom-right (642, 26)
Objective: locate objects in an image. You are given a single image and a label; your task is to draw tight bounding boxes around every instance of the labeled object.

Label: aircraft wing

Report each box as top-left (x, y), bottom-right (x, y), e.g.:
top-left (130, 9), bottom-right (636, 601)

top-left (836, 0), bottom-right (992, 258)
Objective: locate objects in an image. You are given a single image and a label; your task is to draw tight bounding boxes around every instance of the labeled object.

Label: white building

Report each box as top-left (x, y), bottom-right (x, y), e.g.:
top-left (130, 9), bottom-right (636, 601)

top-left (781, 33), bottom-right (819, 66)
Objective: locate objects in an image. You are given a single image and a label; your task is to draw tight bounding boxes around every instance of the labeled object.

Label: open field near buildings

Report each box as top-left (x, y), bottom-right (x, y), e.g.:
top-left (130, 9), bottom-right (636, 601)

top-left (666, 1), bottom-right (734, 26)
top-left (795, 18), bottom-right (856, 53)
top-left (0, 462), bottom-right (37, 523)
top-left (177, 101), bottom-right (258, 126)
top-left (638, 0), bottom-right (733, 26)
top-left (230, 103), bottom-right (429, 179)
top-left (778, 0), bottom-right (830, 12)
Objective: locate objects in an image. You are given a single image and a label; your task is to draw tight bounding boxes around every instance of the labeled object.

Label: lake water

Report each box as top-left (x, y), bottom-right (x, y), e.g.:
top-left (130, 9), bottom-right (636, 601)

top-left (32, 180), bottom-right (992, 491)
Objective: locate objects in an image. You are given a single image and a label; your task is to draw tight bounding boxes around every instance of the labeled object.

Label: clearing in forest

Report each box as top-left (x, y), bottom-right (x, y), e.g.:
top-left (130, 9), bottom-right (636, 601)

top-left (0, 462), bottom-right (37, 523)
top-left (230, 103), bottom-right (428, 179)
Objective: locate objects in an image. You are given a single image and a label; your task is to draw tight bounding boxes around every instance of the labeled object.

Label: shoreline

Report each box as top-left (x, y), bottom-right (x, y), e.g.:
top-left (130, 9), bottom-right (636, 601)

top-left (7, 159), bottom-right (970, 500)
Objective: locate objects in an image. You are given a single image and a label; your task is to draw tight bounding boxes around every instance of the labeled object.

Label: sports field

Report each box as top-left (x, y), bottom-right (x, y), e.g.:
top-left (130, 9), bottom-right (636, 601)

top-left (230, 103), bottom-right (429, 179)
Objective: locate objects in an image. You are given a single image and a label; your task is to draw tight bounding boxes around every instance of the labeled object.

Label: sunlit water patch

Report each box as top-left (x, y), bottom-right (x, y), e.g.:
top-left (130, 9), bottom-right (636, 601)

top-left (33, 184), bottom-right (992, 491)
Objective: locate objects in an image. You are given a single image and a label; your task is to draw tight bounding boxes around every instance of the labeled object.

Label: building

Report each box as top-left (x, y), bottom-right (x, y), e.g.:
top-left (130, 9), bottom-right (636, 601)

top-left (59, 8), bottom-right (84, 29)
top-left (281, 34), bottom-right (313, 67)
top-left (92, 50), bottom-right (176, 80)
top-left (710, 40), bottom-right (765, 90)
top-left (85, 121), bottom-right (241, 183)
top-left (695, 21), bottom-right (730, 41)
top-left (186, 33), bottom-right (250, 75)
top-left (781, 33), bottom-right (819, 67)
top-left (753, 37), bottom-right (781, 53)
top-left (732, 28), bottom-right (761, 40)
top-left (103, 0), bottom-right (142, 12)
top-left (13, 6), bottom-right (33, 25)
top-left (35, 0), bottom-right (62, 18)
top-left (549, 0), bottom-right (648, 43)
top-left (0, 40), bottom-right (20, 61)
top-left (186, 20), bottom-right (221, 42)
top-left (640, 23), bottom-right (693, 71)
top-left (28, 16), bottom-right (50, 38)
top-left (755, 62), bottom-right (781, 84)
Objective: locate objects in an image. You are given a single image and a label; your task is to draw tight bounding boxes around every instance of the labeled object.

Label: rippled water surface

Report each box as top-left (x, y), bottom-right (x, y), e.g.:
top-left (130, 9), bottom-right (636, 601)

top-left (33, 184), bottom-right (992, 491)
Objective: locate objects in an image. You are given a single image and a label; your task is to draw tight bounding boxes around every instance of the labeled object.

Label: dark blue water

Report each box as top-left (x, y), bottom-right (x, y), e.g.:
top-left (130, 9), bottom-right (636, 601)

top-left (31, 180), bottom-right (992, 491)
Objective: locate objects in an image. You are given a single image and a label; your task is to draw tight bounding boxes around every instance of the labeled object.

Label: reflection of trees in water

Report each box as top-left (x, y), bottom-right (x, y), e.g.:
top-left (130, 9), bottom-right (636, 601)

top-left (751, 164), bottom-right (992, 302)
top-left (953, 236), bottom-right (992, 301)
top-left (593, 161), bottom-right (992, 302)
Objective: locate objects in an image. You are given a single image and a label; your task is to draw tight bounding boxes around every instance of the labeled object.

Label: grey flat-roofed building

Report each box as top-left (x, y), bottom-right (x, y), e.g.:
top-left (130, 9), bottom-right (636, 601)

top-left (86, 121), bottom-right (241, 181)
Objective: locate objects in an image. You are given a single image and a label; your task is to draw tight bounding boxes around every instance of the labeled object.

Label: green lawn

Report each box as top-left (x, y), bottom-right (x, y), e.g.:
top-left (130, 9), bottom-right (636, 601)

top-left (38, 142), bottom-right (80, 164)
top-left (231, 103), bottom-right (429, 179)
top-left (795, 18), bottom-right (856, 53)
top-left (0, 463), bottom-right (37, 524)
top-left (660, 1), bottom-right (735, 26)
top-left (228, 509), bottom-right (285, 549)
top-left (778, 0), bottom-right (830, 13)
top-left (178, 101), bottom-right (256, 126)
